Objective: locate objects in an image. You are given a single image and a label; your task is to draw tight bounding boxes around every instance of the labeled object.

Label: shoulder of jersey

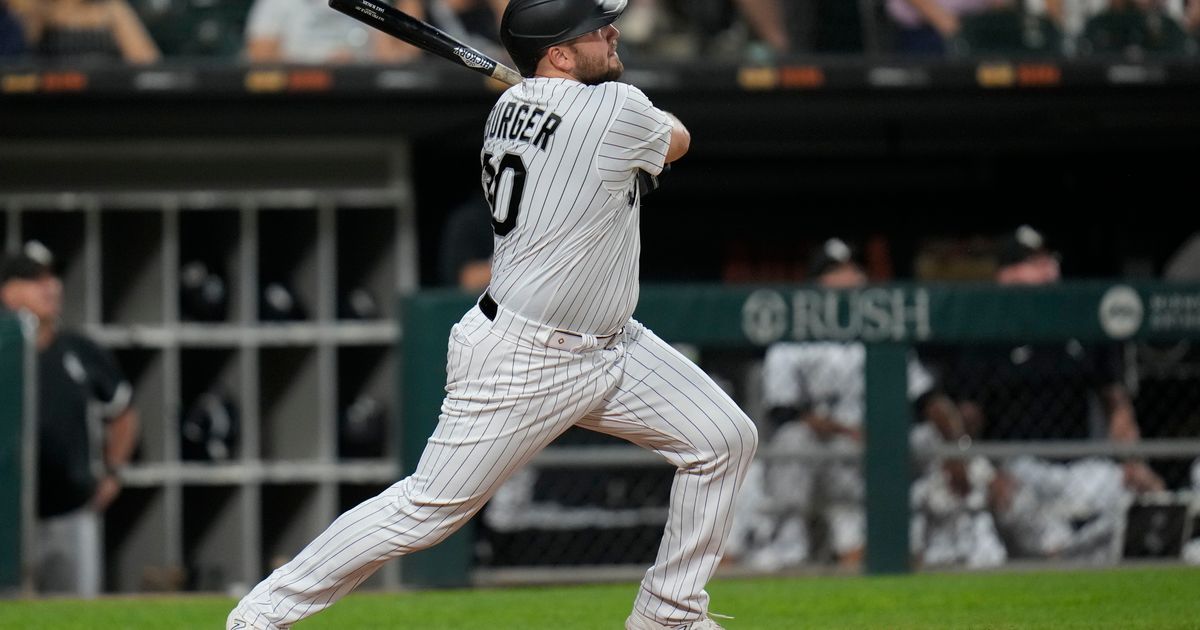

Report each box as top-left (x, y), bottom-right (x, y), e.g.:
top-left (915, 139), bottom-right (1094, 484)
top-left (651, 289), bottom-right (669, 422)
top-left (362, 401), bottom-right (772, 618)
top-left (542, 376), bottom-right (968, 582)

top-left (511, 78), bottom-right (635, 99)
top-left (599, 80), bottom-right (634, 98)
top-left (616, 81), bottom-right (644, 97)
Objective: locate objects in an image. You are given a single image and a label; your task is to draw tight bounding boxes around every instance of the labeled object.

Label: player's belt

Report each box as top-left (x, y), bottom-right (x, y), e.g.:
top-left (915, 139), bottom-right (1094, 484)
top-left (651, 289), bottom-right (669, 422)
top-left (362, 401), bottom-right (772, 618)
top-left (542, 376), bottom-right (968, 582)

top-left (479, 291), bottom-right (500, 320)
top-left (479, 291), bottom-right (623, 351)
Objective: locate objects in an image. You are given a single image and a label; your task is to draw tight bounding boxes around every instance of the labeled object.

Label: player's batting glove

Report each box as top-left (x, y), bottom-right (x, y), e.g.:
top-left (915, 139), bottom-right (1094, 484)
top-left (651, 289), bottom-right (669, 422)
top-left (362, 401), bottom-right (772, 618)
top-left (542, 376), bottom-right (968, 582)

top-left (637, 164), bottom-right (670, 196)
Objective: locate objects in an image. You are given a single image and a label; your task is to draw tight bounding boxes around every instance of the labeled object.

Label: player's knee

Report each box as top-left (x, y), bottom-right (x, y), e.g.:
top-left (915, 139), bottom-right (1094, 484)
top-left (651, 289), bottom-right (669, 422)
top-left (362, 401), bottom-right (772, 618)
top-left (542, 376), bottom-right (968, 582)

top-left (721, 410), bottom-right (759, 467)
top-left (743, 415), bottom-right (760, 458)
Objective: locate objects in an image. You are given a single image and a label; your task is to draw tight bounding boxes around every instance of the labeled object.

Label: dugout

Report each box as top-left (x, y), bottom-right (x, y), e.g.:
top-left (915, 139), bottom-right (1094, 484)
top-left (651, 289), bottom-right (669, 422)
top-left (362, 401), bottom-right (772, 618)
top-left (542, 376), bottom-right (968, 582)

top-left (399, 282), bottom-right (1200, 585)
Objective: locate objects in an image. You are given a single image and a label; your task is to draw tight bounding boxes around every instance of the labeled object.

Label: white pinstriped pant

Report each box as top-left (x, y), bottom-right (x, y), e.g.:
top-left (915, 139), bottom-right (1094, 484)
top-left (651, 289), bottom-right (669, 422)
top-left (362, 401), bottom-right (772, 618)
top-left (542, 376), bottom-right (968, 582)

top-left (229, 303), bottom-right (758, 628)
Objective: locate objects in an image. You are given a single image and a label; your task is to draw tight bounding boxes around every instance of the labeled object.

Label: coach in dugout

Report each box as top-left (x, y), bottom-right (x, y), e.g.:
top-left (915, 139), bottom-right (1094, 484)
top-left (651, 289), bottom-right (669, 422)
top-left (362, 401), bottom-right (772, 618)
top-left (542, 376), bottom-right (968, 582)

top-left (725, 238), bottom-right (1000, 570)
top-left (0, 242), bottom-right (139, 597)
top-left (930, 225), bottom-right (1164, 560)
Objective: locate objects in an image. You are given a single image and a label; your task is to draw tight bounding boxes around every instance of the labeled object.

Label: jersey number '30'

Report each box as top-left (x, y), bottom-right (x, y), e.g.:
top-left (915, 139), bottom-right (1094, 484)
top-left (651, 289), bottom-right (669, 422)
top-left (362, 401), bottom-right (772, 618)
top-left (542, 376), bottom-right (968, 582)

top-left (482, 152), bottom-right (527, 237)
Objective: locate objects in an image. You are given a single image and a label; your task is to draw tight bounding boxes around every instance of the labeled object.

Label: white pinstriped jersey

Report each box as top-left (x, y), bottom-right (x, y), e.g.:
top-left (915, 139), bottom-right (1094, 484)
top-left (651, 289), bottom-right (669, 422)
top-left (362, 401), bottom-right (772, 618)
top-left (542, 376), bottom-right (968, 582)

top-left (762, 342), bottom-right (935, 429)
top-left (481, 77), bottom-right (672, 336)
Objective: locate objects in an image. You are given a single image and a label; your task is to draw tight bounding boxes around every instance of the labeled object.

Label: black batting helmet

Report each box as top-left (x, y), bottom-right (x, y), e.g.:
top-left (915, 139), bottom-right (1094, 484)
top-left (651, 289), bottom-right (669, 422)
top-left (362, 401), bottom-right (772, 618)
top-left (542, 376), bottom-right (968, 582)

top-left (501, 0), bottom-right (627, 77)
top-left (808, 238), bottom-right (859, 278)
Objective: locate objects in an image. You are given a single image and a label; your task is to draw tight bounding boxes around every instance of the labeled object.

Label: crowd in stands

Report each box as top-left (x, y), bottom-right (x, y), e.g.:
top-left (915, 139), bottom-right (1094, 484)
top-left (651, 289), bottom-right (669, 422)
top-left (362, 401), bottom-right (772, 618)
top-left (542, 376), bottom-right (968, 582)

top-left (0, 0), bottom-right (1198, 64)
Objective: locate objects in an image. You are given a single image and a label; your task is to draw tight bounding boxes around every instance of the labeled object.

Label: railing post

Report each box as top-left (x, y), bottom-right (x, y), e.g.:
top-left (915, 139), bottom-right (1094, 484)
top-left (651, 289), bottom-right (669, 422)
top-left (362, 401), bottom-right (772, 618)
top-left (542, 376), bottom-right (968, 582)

top-left (864, 342), bottom-right (911, 575)
top-left (0, 313), bottom-right (29, 593)
top-left (398, 292), bottom-right (475, 587)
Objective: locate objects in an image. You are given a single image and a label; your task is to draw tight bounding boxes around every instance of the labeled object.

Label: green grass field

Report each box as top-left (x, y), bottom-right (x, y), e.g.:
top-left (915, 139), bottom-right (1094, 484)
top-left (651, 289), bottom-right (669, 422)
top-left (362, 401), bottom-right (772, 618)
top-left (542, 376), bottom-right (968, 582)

top-left (1, 566), bottom-right (1197, 629)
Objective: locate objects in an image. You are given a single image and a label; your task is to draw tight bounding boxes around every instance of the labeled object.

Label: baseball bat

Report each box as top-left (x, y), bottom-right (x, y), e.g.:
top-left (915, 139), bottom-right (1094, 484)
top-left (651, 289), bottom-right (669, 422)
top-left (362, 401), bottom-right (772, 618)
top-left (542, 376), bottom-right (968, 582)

top-left (328, 0), bottom-right (524, 86)
top-left (330, 0), bottom-right (665, 193)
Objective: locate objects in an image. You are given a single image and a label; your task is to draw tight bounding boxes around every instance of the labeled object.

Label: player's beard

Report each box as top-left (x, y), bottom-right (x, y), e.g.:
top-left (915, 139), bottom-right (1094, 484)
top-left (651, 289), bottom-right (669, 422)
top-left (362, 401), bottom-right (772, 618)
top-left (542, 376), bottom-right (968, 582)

top-left (572, 46), bottom-right (623, 85)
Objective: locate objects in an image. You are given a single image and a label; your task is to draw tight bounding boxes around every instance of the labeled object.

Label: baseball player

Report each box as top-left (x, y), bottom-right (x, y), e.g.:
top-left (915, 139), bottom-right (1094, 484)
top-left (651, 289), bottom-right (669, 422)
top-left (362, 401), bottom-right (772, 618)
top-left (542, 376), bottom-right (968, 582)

top-left (1, 243), bottom-right (141, 596)
top-left (727, 239), bottom-right (988, 569)
top-left (227, 1), bottom-right (758, 629)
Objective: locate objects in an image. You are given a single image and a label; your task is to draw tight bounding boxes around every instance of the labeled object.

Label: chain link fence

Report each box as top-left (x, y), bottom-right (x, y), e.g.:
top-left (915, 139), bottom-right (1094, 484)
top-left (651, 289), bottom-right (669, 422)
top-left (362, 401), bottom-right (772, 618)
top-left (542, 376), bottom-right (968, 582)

top-left (473, 340), bottom-right (1200, 576)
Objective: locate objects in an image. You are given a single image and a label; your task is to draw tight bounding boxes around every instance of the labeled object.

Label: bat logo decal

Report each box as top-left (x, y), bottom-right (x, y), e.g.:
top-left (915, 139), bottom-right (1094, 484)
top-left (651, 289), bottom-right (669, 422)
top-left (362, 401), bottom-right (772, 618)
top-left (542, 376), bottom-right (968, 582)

top-left (353, 5), bottom-right (383, 21)
top-left (454, 47), bottom-right (492, 70)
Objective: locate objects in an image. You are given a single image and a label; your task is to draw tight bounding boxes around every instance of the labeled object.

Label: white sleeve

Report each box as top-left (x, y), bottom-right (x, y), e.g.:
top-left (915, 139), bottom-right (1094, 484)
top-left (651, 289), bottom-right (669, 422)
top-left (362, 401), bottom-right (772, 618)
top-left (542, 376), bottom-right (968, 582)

top-left (762, 344), bottom-right (808, 409)
top-left (596, 84), bottom-right (672, 193)
top-left (906, 355), bottom-right (935, 402)
top-left (246, 0), bottom-right (285, 39)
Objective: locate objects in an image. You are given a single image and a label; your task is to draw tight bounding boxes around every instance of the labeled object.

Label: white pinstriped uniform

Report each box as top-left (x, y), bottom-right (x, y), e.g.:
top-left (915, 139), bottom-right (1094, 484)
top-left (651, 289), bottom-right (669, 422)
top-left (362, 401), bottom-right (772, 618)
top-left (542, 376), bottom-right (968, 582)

top-left (762, 342), bottom-right (934, 433)
top-left (228, 78), bottom-right (758, 629)
top-left (757, 342), bottom-right (933, 556)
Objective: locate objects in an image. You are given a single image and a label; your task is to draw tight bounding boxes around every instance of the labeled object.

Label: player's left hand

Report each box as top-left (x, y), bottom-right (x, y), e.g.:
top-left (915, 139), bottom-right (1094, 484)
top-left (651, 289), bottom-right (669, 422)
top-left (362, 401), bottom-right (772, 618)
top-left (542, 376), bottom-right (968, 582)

top-left (987, 470), bottom-right (1016, 513)
top-left (91, 474), bottom-right (122, 512)
top-left (637, 164), bottom-right (671, 196)
top-left (1122, 461), bottom-right (1165, 493)
top-left (943, 459), bottom-right (971, 497)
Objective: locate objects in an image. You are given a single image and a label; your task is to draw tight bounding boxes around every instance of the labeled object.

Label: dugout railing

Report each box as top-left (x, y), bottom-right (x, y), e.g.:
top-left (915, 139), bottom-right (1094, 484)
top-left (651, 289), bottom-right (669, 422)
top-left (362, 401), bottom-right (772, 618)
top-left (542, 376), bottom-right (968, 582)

top-left (399, 281), bottom-right (1200, 587)
top-left (0, 310), bottom-right (36, 595)
top-left (5, 283), bottom-right (1198, 592)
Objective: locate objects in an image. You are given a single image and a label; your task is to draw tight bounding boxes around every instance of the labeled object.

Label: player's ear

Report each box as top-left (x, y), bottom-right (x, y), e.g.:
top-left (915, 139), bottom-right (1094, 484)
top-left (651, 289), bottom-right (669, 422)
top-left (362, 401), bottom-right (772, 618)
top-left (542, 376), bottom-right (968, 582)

top-left (545, 44), bottom-right (574, 74)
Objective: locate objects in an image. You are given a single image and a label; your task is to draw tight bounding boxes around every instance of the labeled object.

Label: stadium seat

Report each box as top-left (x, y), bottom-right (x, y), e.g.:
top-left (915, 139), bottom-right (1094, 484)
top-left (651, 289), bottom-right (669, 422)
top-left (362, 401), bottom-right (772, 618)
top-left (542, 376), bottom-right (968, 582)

top-left (1080, 7), bottom-right (1191, 56)
top-left (817, 0), bottom-right (866, 53)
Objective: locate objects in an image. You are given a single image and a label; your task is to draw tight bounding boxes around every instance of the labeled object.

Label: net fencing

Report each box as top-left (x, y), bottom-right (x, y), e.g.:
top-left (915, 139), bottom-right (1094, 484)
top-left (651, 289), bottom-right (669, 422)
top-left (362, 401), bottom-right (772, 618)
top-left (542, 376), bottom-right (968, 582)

top-left (400, 283), bottom-right (1200, 585)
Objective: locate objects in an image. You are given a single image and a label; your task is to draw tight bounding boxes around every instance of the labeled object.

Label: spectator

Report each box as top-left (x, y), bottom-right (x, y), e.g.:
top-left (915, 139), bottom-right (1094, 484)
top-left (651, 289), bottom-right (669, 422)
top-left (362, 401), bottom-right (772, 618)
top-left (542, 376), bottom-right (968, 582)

top-left (703, 0), bottom-right (855, 57)
top-left (245, 0), bottom-right (423, 64)
top-left (614, 0), bottom-right (664, 48)
top-left (0, 0), bottom-right (27, 57)
top-left (886, 0), bottom-right (1018, 54)
top-left (933, 225), bottom-right (1164, 560)
top-left (1032, 0), bottom-right (1097, 43)
top-left (1036, 0), bottom-right (1195, 52)
top-left (0, 242), bottom-right (140, 596)
top-left (731, 0), bottom-right (794, 54)
top-left (1036, 0), bottom-right (1189, 43)
top-left (427, 0), bottom-right (508, 60)
top-left (10, 0), bottom-right (159, 64)
top-left (1078, 0), bottom-right (1190, 55)
top-left (727, 238), bottom-right (989, 570)
top-left (621, 0), bottom-right (854, 60)
top-left (730, 0), bottom-right (867, 55)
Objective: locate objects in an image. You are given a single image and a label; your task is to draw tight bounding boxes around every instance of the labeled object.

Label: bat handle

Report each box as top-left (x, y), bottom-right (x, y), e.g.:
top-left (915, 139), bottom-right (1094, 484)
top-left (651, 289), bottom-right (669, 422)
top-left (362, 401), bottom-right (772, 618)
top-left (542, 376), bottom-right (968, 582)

top-left (492, 64), bottom-right (524, 86)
